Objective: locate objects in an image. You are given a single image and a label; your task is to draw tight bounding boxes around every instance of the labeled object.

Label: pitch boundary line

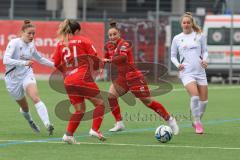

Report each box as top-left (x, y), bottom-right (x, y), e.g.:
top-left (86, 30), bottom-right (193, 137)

top-left (0, 140), bottom-right (240, 150)
top-left (0, 118), bottom-right (240, 148)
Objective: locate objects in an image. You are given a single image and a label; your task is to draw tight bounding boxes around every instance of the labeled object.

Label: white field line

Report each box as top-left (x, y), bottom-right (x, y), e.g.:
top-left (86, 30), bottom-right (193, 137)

top-left (0, 139), bottom-right (240, 150)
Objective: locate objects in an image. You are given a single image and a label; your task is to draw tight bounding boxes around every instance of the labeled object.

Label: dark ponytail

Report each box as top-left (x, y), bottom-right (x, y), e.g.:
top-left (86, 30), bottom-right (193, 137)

top-left (109, 20), bottom-right (119, 31)
top-left (21, 19), bottom-right (35, 31)
top-left (110, 21), bottom-right (117, 28)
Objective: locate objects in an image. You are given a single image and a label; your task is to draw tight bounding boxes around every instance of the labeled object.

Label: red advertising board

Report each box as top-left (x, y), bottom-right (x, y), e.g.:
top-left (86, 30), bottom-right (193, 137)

top-left (0, 20), bottom-right (105, 75)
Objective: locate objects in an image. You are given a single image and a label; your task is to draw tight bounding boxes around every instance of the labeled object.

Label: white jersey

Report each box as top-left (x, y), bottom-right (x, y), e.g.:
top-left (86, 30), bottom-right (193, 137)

top-left (3, 38), bottom-right (54, 79)
top-left (171, 31), bottom-right (208, 76)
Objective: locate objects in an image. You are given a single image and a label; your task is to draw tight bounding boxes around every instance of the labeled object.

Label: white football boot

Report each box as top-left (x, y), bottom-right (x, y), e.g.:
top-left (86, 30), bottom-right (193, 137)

top-left (167, 117), bottom-right (179, 135)
top-left (109, 121), bottom-right (125, 132)
top-left (62, 134), bottom-right (77, 144)
top-left (89, 129), bottom-right (106, 141)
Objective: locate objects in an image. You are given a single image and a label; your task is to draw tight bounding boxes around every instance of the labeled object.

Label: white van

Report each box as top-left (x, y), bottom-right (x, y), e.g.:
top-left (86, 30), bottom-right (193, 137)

top-left (203, 15), bottom-right (240, 79)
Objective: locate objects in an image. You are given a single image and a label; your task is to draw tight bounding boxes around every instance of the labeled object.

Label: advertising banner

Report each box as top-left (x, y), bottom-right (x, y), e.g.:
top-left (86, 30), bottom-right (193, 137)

top-left (0, 20), bottom-right (105, 75)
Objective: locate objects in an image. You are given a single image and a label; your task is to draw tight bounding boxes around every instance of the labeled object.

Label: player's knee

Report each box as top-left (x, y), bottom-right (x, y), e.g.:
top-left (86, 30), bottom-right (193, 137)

top-left (140, 97), bottom-right (152, 105)
top-left (92, 98), bottom-right (104, 107)
top-left (31, 96), bottom-right (41, 104)
top-left (74, 103), bottom-right (86, 113)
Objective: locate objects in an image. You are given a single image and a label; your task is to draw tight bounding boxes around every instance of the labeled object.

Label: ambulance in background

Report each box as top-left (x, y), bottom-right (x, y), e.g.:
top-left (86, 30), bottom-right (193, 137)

top-left (203, 15), bottom-right (240, 80)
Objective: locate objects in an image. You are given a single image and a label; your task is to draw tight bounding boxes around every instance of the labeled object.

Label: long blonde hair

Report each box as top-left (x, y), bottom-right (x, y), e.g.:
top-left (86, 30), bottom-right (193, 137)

top-left (181, 12), bottom-right (202, 33)
top-left (57, 19), bottom-right (81, 43)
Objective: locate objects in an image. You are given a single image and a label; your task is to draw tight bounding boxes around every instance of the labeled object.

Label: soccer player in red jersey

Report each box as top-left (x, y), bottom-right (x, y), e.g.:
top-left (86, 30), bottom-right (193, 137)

top-left (53, 19), bottom-right (105, 144)
top-left (104, 21), bottom-right (179, 135)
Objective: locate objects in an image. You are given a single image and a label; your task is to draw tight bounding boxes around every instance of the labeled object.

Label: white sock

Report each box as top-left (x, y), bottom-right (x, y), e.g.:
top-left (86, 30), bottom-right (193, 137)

top-left (35, 101), bottom-right (50, 128)
top-left (20, 108), bottom-right (33, 122)
top-left (199, 100), bottom-right (208, 119)
top-left (190, 96), bottom-right (200, 123)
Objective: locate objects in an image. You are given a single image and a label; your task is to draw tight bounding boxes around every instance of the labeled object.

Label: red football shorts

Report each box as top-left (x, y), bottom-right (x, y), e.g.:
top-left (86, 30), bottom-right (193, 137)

top-left (113, 70), bottom-right (150, 98)
top-left (64, 71), bottom-right (100, 105)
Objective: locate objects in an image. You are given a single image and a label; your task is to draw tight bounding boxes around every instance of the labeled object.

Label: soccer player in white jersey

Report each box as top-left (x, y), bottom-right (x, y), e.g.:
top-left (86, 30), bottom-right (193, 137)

top-left (171, 12), bottom-right (208, 134)
top-left (3, 20), bottom-right (54, 135)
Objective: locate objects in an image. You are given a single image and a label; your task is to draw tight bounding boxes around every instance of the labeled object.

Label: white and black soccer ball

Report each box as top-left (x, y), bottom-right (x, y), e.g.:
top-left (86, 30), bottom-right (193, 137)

top-left (155, 125), bottom-right (173, 143)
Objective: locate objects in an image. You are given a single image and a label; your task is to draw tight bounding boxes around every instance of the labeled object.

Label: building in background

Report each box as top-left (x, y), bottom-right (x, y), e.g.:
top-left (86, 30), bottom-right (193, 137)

top-left (1, 0), bottom-right (240, 20)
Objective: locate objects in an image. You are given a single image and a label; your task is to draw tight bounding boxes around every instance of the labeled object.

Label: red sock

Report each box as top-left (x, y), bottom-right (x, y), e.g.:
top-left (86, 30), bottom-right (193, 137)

top-left (92, 104), bottom-right (105, 131)
top-left (67, 111), bottom-right (84, 136)
top-left (108, 97), bottom-right (122, 121)
top-left (147, 101), bottom-right (170, 121)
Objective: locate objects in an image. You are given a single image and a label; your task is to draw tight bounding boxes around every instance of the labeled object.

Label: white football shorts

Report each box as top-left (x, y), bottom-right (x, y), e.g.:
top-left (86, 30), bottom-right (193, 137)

top-left (4, 73), bottom-right (37, 100)
top-left (179, 74), bottom-right (208, 86)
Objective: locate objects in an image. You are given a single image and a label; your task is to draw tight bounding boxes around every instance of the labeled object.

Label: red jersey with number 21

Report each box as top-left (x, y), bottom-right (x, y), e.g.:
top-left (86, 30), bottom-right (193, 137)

top-left (53, 35), bottom-right (98, 79)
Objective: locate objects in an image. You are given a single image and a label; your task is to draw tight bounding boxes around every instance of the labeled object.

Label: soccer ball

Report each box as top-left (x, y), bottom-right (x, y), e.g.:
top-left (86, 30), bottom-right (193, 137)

top-left (155, 125), bottom-right (173, 143)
